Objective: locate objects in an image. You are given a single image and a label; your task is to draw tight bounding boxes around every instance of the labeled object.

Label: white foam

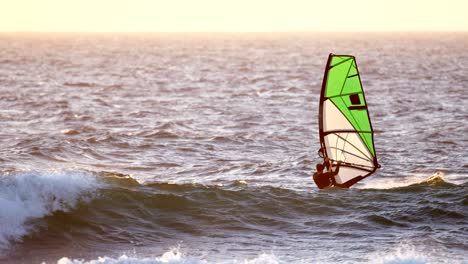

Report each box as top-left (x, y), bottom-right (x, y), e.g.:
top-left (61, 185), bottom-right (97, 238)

top-left (56, 249), bottom-right (281, 264)
top-left (366, 240), bottom-right (467, 264)
top-left (380, 255), bottom-right (427, 264)
top-left (359, 171), bottom-right (450, 189)
top-left (0, 170), bottom-right (101, 251)
top-left (57, 248), bottom-right (191, 264)
top-left (366, 243), bottom-right (428, 264)
top-left (237, 253), bottom-right (280, 264)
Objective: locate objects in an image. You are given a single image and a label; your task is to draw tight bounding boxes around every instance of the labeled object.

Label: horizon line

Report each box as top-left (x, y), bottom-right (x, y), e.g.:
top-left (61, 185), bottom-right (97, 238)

top-left (1, 30), bottom-right (467, 34)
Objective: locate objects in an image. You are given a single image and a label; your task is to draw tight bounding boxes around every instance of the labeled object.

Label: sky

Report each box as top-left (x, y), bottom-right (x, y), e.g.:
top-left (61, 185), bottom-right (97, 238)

top-left (0, 0), bottom-right (467, 32)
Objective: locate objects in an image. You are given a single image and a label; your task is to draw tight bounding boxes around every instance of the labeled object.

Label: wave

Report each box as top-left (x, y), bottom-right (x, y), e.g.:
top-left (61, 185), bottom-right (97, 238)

top-left (364, 240), bottom-right (468, 264)
top-left (63, 82), bottom-right (96, 88)
top-left (1, 169), bottom-right (466, 262)
top-left (3, 170), bottom-right (465, 228)
top-left (359, 171), bottom-right (461, 190)
top-left (0, 170), bottom-right (101, 251)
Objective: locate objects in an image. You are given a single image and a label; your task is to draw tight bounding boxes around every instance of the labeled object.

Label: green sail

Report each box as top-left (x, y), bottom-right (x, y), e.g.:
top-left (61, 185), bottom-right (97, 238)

top-left (318, 53), bottom-right (379, 187)
top-left (325, 55), bottom-right (375, 156)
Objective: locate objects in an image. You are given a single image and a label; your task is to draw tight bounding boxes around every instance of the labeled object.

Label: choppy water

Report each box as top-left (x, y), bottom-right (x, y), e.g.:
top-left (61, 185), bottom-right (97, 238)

top-left (0, 32), bottom-right (467, 264)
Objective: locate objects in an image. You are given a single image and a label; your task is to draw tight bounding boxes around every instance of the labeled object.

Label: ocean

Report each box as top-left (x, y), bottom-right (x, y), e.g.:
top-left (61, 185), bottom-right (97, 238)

top-left (0, 32), bottom-right (466, 264)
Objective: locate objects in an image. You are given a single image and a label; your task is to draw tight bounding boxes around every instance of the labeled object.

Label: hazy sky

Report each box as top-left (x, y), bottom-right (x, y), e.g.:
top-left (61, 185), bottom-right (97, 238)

top-left (1, 0), bottom-right (467, 32)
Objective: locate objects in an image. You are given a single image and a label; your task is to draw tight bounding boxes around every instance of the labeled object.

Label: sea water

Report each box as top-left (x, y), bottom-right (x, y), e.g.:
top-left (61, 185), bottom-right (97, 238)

top-left (0, 32), bottom-right (466, 263)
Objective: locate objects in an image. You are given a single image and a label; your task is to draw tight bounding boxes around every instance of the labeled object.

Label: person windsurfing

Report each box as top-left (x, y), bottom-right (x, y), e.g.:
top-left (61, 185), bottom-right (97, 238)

top-left (314, 54), bottom-right (380, 188)
top-left (313, 158), bottom-right (344, 189)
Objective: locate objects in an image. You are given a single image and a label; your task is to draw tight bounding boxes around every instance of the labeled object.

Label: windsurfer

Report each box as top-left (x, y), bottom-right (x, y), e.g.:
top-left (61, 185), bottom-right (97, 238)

top-left (313, 158), bottom-right (343, 189)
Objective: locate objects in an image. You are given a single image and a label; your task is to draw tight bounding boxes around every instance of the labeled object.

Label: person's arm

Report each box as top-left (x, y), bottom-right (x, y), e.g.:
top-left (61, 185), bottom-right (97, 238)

top-left (331, 161), bottom-right (346, 187)
top-left (333, 161), bottom-right (341, 174)
top-left (323, 158), bottom-right (330, 171)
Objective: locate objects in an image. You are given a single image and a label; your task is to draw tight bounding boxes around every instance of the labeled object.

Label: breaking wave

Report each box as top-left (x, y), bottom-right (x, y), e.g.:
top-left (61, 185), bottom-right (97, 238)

top-left (1, 169), bottom-right (466, 263)
top-left (0, 170), bottom-right (101, 251)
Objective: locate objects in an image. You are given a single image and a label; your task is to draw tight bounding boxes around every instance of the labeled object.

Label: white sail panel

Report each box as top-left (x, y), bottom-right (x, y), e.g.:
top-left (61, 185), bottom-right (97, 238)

top-left (334, 167), bottom-right (371, 184)
top-left (323, 100), bottom-right (373, 165)
top-left (323, 100), bottom-right (354, 132)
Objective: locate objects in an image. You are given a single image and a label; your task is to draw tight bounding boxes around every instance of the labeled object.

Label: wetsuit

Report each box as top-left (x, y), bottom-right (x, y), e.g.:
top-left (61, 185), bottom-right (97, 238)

top-left (313, 163), bottom-right (340, 189)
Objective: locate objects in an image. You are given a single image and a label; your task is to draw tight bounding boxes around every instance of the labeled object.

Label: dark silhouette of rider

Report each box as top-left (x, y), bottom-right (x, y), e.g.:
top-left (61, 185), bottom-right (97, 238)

top-left (313, 158), bottom-right (343, 189)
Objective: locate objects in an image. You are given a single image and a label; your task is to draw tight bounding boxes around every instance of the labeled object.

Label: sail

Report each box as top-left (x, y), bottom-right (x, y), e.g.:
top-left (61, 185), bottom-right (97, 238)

top-left (319, 54), bottom-right (379, 187)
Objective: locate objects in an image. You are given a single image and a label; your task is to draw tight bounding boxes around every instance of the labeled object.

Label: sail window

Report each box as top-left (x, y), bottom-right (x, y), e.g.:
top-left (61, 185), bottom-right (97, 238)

top-left (349, 94), bottom-right (361, 105)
